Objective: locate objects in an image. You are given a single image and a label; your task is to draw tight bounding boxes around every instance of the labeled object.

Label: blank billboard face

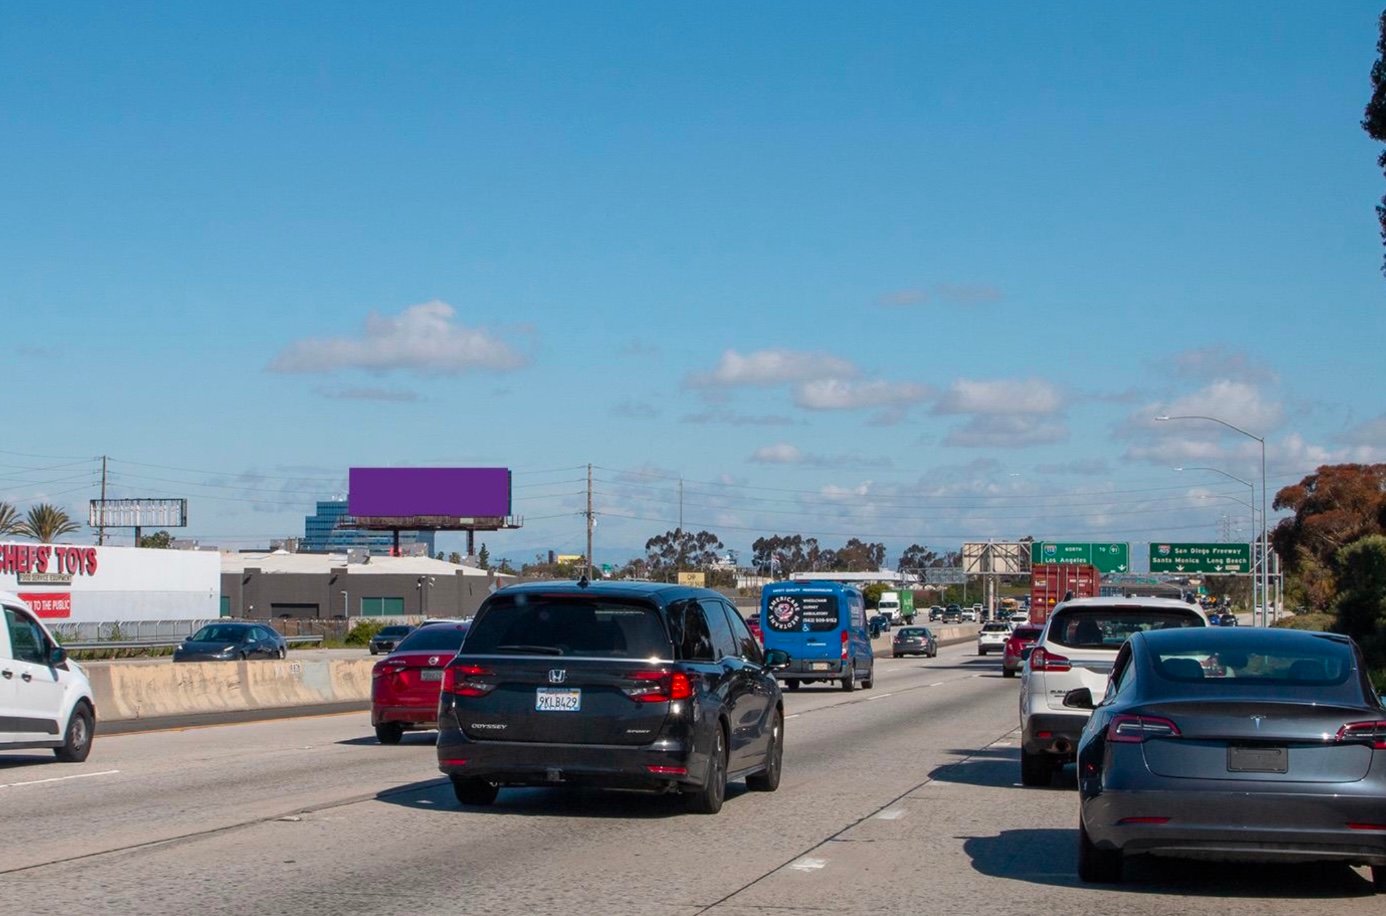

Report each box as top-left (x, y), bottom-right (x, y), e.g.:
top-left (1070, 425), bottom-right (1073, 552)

top-left (348, 468), bottom-right (512, 518)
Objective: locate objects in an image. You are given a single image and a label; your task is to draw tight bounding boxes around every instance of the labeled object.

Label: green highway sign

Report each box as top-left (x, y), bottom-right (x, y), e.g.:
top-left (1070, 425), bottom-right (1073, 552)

top-left (1030, 542), bottom-right (1130, 574)
top-left (1148, 542), bottom-right (1252, 574)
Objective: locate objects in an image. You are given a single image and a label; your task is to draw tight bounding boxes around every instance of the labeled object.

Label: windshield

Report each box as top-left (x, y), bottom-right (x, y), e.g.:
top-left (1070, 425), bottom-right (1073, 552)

top-left (1048, 607), bottom-right (1203, 650)
top-left (982, 624), bottom-right (1010, 633)
top-left (190, 625), bottom-right (247, 643)
top-left (897, 628), bottom-right (928, 637)
top-left (378, 626), bottom-right (412, 637)
top-left (395, 623), bottom-right (469, 653)
top-left (879, 600), bottom-right (898, 608)
top-left (1011, 626), bottom-right (1042, 641)
top-left (464, 595), bottom-right (670, 658)
top-left (1154, 639), bottom-right (1355, 688)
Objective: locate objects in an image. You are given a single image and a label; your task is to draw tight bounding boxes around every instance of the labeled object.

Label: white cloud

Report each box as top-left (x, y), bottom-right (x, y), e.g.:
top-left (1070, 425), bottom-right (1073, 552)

top-left (944, 415), bottom-right (1069, 448)
top-left (1158, 380), bottom-right (1284, 432)
top-left (1170, 346), bottom-right (1277, 385)
top-left (934, 378), bottom-right (1064, 416)
top-left (1337, 415), bottom-right (1386, 448)
top-left (794, 378), bottom-right (930, 410)
top-left (1036, 458), bottom-right (1111, 476)
top-left (821, 481), bottom-right (873, 502)
top-left (687, 348), bottom-right (858, 388)
top-left (750, 443), bottom-right (804, 464)
top-left (268, 301), bottom-right (527, 376)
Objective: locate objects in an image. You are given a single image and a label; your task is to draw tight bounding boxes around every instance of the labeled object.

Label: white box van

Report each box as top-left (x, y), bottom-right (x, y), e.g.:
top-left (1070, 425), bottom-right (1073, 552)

top-left (1, 592), bottom-right (96, 762)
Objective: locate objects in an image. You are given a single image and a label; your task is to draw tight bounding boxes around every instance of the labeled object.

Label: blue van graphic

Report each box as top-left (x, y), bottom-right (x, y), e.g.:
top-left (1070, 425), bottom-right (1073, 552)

top-left (760, 581), bottom-right (874, 692)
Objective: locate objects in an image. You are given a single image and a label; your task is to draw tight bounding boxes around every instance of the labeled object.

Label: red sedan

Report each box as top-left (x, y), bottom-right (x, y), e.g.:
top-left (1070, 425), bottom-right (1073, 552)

top-left (744, 614), bottom-right (764, 645)
top-left (1001, 624), bottom-right (1043, 678)
top-left (371, 620), bottom-right (470, 743)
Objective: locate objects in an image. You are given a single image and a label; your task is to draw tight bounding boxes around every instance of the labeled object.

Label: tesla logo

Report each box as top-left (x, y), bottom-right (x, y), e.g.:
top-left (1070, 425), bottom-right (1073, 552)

top-left (1250, 715), bottom-right (1266, 730)
top-left (548, 669), bottom-right (566, 684)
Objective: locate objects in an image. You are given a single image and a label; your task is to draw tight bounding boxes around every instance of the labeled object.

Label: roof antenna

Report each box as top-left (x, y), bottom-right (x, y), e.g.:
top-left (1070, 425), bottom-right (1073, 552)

top-left (577, 575), bottom-right (589, 588)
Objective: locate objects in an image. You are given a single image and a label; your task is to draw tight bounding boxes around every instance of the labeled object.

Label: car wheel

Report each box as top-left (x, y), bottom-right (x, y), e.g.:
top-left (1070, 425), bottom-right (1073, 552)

top-left (369, 646), bottom-right (378, 655)
top-left (375, 723), bottom-right (404, 745)
top-left (239, 651), bottom-right (249, 661)
top-left (1371, 865), bottom-right (1386, 892)
top-left (687, 726), bottom-right (728, 814)
top-left (452, 777), bottom-right (499, 807)
top-left (862, 665), bottom-right (874, 690)
top-left (1077, 819), bottom-right (1123, 883)
top-left (785, 679), bottom-right (800, 692)
top-left (1003, 668), bottom-right (1016, 678)
top-left (278, 646), bottom-right (287, 660)
top-left (840, 663), bottom-right (856, 692)
top-left (1020, 748), bottom-right (1053, 787)
top-left (746, 711), bottom-right (783, 792)
top-left (53, 702), bottom-right (94, 763)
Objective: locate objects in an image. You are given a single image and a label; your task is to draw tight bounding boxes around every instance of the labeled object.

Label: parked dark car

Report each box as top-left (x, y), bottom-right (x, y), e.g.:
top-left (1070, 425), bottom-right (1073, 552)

top-left (943, 604), bottom-right (963, 624)
top-left (436, 581), bottom-right (787, 814)
top-left (372, 620), bottom-right (470, 743)
top-left (868, 613), bottom-right (890, 638)
top-left (1219, 613), bottom-right (1239, 627)
top-left (1070, 627), bottom-right (1386, 887)
top-left (892, 626), bottom-right (938, 658)
top-left (369, 624), bottom-right (414, 656)
top-left (173, 623), bottom-right (287, 662)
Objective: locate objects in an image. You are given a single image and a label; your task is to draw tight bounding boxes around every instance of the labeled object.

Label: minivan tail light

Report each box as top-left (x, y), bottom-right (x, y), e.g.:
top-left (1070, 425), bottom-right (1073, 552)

top-left (1108, 714), bottom-right (1181, 743)
top-left (1337, 721), bottom-right (1386, 750)
top-left (443, 663), bottom-right (495, 697)
top-left (841, 630), bottom-right (849, 660)
top-left (1028, 647), bottom-right (1070, 672)
top-left (624, 670), bottom-right (694, 703)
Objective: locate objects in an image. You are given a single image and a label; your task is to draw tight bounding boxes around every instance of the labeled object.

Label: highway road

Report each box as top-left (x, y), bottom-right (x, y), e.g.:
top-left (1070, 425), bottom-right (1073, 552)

top-left (0, 640), bottom-right (1380, 915)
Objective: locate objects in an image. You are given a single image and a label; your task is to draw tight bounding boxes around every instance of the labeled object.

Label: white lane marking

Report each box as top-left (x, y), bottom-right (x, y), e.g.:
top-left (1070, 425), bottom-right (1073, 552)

top-left (876, 809), bottom-right (906, 820)
top-left (0, 769), bottom-right (120, 790)
top-left (789, 858), bottom-right (828, 872)
top-left (866, 692), bottom-right (894, 700)
top-left (929, 682), bottom-right (945, 687)
top-left (785, 713), bottom-right (802, 719)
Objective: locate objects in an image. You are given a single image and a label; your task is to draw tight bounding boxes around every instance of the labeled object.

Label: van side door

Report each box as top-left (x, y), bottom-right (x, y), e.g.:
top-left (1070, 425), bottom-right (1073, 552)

top-left (3, 605), bottom-right (64, 740)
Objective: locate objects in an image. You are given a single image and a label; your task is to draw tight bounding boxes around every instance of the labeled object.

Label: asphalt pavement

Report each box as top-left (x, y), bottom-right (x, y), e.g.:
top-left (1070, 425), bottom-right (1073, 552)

top-left (0, 639), bottom-right (1379, 914)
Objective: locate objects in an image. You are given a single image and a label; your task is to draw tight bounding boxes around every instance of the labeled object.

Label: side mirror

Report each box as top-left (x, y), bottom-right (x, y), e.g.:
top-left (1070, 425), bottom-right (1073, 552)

top-left (763, 648), bottom-right (791, 672)
top-left (1020, 646), bottom-right (1035, 661)
top-left (1062, 687), bottom-right (1095, 710)
top-left (49, 645), bottom-right (67, 667)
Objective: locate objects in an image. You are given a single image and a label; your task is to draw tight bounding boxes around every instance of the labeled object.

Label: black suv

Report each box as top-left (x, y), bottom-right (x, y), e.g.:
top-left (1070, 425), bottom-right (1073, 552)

top-left (436, 581), bottom-right (788, 814)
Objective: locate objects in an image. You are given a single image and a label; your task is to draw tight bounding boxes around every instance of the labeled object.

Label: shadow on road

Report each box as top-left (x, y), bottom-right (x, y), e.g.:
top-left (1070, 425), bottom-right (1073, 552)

top-left (927, 747), bottom-right (1078, 791)
top-left (374, 777), bottom-right (740, 820)
top-left (336, 732), bottom-right (439, 747)
top-left (962, 829), bottom-right (1375, 897)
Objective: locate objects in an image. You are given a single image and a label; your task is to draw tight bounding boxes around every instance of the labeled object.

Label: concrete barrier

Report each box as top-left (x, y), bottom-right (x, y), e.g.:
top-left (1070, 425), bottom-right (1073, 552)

top-left (86, 657), bottom-right (376, 722)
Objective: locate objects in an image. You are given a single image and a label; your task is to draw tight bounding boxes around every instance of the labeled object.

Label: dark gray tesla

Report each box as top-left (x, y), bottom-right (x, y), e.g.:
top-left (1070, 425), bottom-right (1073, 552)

top-left (173, 622), bottom-right (288, 661)
top-left (1070, 627), bottom-right (1386, 887)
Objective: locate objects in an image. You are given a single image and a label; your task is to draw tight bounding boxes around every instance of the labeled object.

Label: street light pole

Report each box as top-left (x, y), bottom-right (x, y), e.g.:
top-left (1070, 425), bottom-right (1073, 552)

top-left (1157, 416), bottom-right (1269, 626)
top-left (1176, 466), bottom-right (1258, 614)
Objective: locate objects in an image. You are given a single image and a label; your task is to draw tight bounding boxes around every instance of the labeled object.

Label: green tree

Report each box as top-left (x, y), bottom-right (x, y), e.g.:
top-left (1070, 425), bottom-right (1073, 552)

top-left (447, 551), bottom-right (463, 565)
top-left (0, 502), bottom-right (21, 536)
top-left (497, 558), bottom-right (517, 575)
top-left (644, 528), bottom-right (724, 580)
top-left (1364, 10), bottom-right (1386, 272)
top-left (18, 503), bottom-right (79, 542)
top-left (477, 543), bottom-right (490, 571)
top-left (1333, 535), bottom-right (1386, 645)
top-left (138, 530), bottom-right (174, 548)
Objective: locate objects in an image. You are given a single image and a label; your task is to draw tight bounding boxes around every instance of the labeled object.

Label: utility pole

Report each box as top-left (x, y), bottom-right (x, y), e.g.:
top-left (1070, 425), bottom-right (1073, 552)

top-left (585, 464), bottom-right (594, 580)
top-left (97, 455), bottom-right (108, 546)
top-left (678, 477), bottom-right (683, 531)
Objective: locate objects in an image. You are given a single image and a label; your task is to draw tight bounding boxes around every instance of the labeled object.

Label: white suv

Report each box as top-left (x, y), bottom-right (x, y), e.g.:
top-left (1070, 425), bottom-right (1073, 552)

top-left (1018, 597), bottom-right (1205, 786)
top-left (1, 592), bottom-right (96, 762)
top-left (977, 622), bottom-right (1012, 655)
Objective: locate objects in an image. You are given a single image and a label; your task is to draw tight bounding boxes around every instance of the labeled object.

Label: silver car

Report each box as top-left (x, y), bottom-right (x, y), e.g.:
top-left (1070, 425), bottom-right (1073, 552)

top-left (1070, 627), bottom-right (1386, 887)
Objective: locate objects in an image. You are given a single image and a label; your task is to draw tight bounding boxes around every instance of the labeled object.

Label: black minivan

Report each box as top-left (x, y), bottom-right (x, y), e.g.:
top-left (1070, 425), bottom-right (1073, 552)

top-left (436, 581), bottom-right (788, 814)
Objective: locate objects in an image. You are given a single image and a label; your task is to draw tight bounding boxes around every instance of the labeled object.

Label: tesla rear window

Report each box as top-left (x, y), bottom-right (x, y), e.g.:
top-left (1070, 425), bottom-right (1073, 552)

top-left (464, 595), bottom-right (671, 658)
top-left (395, 624), bottom-right (469, 653)
top-left (1155, 642), bottom-right (1354, 686)
top-left (1047, 609), bottom-right (1202, 650)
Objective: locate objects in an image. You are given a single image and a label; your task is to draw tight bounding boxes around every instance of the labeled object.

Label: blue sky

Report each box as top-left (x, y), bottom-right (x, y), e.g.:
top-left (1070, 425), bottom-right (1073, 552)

top-left (2, 2), bottom-right (1383, 568)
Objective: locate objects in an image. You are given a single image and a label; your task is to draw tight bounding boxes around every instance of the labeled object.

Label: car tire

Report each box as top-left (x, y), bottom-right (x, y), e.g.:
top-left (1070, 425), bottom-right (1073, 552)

top-left (278, 646), bottom-right (287, 660)
top-left (53, 702), bottom-right (94, 763)
top-left (375, 723), bottom-right (404, 745)
top-left (1371, 865), bottom-right (1386, 892)
top-left (452, 776), bottom-right (499, 807)
top-left (687, 726), bottom-right (728, 814)
top-left (369, 646), bottom-right (378, 655)
top-left (840, 663), bottom-right (856, 692)
top-left (862, 665), bottom-right (874, 690)
top-left (1020, 748), bottom-right (1053, 787)
top-left (1002, 668), bottom-right (1016, 678)
top-left (239, 651), bottom-right (248, 661)
top-left (746, 711), bottom-right (783, 792)
top-left (785, 679), bottom-right (800, 692)
top-left (1077, 819), bottom-right (1123, 883)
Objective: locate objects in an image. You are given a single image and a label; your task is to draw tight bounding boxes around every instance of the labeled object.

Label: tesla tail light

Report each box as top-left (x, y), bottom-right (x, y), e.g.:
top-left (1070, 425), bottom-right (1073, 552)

top-left (442, 663), bottom-right (495, 697)
top-left (1117, 816), bottom-right (1170, 826)
top-left (1108, 714), bottom-right (1181, 743)
top-left (624, 670), bottom-right (694, 703)
top-left (1028, 647), bottom-right (1070, 672)
top-left (1337, 721), bottom-right (1386, 750)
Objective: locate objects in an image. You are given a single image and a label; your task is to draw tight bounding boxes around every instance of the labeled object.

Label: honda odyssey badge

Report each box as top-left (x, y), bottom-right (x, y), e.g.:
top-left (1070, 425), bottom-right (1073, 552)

top-left (548, 669), bottom-right (566, 684)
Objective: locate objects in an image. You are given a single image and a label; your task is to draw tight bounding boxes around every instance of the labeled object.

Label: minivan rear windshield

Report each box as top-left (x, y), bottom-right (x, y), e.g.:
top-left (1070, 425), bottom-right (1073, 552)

top-left (1048, 608), bottom-right (1202, 650)
top-left (765, 592), bottom-right (840, 633)
top-left (464, 595), bottom-right (671, 659)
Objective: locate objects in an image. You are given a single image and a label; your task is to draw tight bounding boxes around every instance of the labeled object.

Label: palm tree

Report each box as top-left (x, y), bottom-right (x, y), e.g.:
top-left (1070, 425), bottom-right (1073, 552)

top-left (0, 502), bottom-right (20, 536)
top-left (19, 503), bottom-right (80, 542)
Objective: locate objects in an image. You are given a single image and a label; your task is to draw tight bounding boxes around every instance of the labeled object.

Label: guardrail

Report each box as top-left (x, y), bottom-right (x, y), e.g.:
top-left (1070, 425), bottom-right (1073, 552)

top-left (63, 635), bottom-right (325, 651)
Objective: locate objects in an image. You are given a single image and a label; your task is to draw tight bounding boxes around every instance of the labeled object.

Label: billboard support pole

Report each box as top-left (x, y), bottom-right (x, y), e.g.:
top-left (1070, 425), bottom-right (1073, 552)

top-left (98, 456), bottom-right (107, 546)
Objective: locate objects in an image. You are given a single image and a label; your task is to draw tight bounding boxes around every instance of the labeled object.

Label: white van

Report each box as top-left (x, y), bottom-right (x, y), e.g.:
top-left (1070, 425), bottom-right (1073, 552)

top-left (1, 592), bottom-right (96, 762)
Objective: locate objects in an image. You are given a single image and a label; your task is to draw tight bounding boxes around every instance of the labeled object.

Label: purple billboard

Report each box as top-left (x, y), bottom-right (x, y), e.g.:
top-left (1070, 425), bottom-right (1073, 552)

top-left (348, 467), bottom-right (512, 518)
